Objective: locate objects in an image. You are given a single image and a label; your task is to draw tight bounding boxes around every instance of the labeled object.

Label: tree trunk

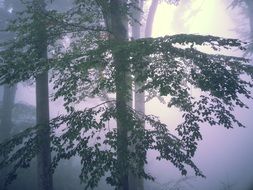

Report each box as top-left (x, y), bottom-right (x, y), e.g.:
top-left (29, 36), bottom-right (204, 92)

top-left (112, 1), bottom-right (159, 189)
top-left (0, 84), bottom-right (16, 189)
top-left (246, 0), bottom-right (253, 44)
top-left (129, 1), bottom-right (160, 188)
top-left (129, 1), bottom-right (145, 190)
top-left (110, 1), bottom-right (130, 190)
top-left (0, 84), bottom-right (16, 141)
top-left (36, 73), bottom-right (53, 190)
top-left (33, 1), bottom-right (53, 190)
top-left (145, 0), bottom-right (159, 38)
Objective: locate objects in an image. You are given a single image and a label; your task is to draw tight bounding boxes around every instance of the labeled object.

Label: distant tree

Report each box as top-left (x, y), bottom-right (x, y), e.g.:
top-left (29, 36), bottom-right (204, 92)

top-left (230, 0), bottom-right (253, 53)
top-left (243, 0), bottom-right (253, 53)
top-left (0, 0), bottom-right (53, 189)
top-left (0, 2), bottom-right (18, 189)
top-left (219, 176), bottom-right (236, 190)
top-left (0, 85), bottom-right (16, 189)
top-left (130, 0), bottom-right (145, 189)
top-left (0, 1), bottom-right (253, 190)
top-left (0, 0), bottom-right (18, 143)
top-left (0, 85), bottom-right (16, 141)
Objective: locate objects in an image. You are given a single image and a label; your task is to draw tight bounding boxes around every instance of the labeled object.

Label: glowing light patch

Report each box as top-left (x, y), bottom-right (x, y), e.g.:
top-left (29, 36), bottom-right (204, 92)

top-left (8, 8), bottom-right (13, 13)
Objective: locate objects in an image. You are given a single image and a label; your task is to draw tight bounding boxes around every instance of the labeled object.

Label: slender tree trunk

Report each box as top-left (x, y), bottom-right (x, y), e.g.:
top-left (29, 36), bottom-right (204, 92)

top-left (0, 84), bottom-right (16, 141)
top-left (245, 0), bottom-right (253, 43)
top-left (33, 1), bottom-right (53, 190)
top-left (129, 1), bottom-right (160, 189)
top-left (0, 84), bottom-right (16, 189)
top-left (145, 0), bottom-right (159, 38)
top-left (36, 73), bottom-right (53, 190)
top-left (110, 1), bottom-right (130, 190)
top-left (129, 1), bottom-right (145, 190)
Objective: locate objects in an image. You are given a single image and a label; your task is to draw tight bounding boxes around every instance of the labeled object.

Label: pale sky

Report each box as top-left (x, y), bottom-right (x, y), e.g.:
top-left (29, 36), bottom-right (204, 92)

top-left (152, 0), bottom-right (245, 38)
top-left (146, 1), bottom-right (253, 190)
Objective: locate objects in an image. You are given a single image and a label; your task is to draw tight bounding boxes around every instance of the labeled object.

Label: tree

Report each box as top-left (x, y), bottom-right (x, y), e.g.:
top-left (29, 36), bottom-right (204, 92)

top-left (0, 0), bottom-right (53, 189)
top-left (129, 1), bottom-right (188, 188)
top-left (0, 85), bottom-right (16, 189)
top-left (109, 1), bottom-right (132, 189)
top-left (0, 2), bottom-right (18, 189)
top-left (230, 0), bottom-right (253, 53)
top-left (145, 0), bottom-right (159, 38)
top-left (0, 0), bottom-right (18, 143)
top-left (243, 0), bottom-right (253, 53)
top-left (33, 0), bottom-right (53, 189)
top-left (44, 3), bottom-right (253, 187)
top-left (0, 1), bottom-right (253, 190)
top-left (130, 0), bottom-right (145, 189)
top-left (0, 85), bottom-right (16, 142)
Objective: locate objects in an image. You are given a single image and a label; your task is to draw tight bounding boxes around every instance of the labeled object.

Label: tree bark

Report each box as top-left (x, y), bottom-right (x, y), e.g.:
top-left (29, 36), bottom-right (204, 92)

top-left (33, 1), bottom-right (53, 190)
top-left (110, 1), bottom-right (130, 190)
top-left (36, 73), bottom-right (53, 190)
top-left (129, 1), bottom-right (145, 190)
top-left (103, 1), bottom-right (159, 189)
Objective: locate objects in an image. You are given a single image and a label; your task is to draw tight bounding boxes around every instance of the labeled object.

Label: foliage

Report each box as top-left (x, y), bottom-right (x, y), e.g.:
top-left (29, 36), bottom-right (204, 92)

top-left (0, 0), bottom-right (253, 190)
top-left (1, 34), bottom-right (253, 189)
top-left (0, 102), bottom-right (202, 189)
top-left (0, 0), bottom-right (102, 84)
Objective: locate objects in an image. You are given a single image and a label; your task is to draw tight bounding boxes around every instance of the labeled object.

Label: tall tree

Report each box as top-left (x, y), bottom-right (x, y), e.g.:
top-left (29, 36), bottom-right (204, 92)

top-left (0, 0), bottom-right (19, 143)
top-left (32, 0), bottom-right (53, 190)
top-left (130, 1), bottom-right (145, 190)
top-left (1, 0), bottom-right (54, 189)
top-left (110, 1), bottom-right (131, 189)
top-left (0, 2), bottom-right (18, 189)
top-left (130, 1), bottom-right (180, 188)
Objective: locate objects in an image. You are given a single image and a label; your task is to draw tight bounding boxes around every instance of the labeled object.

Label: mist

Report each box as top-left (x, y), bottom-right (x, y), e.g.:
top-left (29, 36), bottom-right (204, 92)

top-left (1, 0), bottom-right (253, 190)
top-left (146, 0), bottom-right (253, 190)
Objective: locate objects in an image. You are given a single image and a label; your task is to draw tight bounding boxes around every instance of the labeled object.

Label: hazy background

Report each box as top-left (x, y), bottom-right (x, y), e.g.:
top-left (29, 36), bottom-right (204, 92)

top-left (1, 0), bottom-right (253, 189)
top-left (146, 0), bottom-right (253, 190)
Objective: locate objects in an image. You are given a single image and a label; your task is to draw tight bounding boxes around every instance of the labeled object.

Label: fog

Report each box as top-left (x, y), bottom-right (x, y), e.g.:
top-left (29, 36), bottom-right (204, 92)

top-left (146, 0), bottom-right (253, 190)
top-left (1, 0), bottom-right (253, 190)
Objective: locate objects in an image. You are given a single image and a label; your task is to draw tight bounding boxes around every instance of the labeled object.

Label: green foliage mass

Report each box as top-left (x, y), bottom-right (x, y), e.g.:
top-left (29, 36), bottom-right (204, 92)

top-left (0, 0), bottom-right (253, 190)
